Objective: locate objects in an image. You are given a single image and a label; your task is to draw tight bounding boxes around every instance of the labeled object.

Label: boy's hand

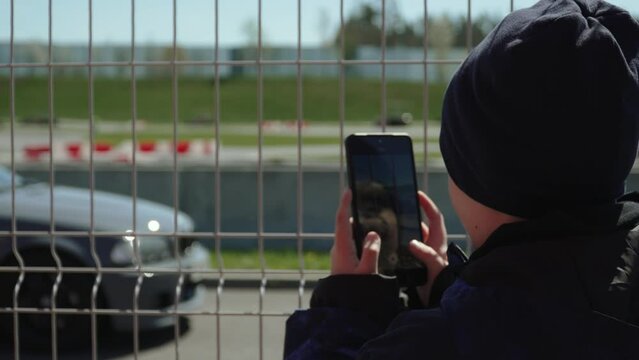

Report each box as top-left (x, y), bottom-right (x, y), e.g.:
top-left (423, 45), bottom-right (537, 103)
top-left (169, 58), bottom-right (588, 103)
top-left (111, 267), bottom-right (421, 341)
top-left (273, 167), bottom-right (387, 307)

top-left (408, 191), bottom-right (449, 306)
top-left (329, 189), bottom-right (449, 308)
top-left (330, 190), bottom-right (381, 275)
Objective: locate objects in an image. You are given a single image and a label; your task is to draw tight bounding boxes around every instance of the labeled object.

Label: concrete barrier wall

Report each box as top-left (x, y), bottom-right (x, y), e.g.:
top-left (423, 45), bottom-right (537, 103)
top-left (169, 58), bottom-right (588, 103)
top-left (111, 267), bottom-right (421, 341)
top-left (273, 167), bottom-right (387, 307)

top-left (17, 166), bottom-right (639, 250)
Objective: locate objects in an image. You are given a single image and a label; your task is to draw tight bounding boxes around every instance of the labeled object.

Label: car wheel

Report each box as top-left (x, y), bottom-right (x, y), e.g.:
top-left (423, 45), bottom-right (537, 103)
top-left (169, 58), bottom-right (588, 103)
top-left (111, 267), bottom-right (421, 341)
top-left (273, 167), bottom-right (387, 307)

top-left (0, 250), bottom-right (100, 351)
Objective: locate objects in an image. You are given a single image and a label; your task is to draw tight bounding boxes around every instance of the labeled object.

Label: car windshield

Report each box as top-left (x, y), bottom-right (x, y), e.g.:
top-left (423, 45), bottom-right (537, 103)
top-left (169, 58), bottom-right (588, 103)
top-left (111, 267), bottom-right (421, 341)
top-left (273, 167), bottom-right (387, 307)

top-left (0, 166), bottom-right (25, 191)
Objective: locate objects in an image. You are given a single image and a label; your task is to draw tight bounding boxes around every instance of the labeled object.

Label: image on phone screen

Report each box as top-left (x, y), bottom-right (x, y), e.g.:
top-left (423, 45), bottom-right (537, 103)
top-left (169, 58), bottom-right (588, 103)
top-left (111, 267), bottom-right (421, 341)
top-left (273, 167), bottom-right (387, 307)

top-left (347, 135), bottom-right (423, 277)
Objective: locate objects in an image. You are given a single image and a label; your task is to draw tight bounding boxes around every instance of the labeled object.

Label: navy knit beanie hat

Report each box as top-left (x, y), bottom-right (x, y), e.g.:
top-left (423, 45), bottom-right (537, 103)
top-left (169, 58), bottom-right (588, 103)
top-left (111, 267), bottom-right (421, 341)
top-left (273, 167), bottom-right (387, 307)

top-left (440, 0), bottom-right (639, 218)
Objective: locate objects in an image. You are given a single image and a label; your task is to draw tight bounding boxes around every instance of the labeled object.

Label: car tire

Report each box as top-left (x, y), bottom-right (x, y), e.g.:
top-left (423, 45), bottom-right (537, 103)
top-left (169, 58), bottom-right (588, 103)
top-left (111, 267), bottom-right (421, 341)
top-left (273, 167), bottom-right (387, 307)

top-left (0, 250), bottom-right (102, 351)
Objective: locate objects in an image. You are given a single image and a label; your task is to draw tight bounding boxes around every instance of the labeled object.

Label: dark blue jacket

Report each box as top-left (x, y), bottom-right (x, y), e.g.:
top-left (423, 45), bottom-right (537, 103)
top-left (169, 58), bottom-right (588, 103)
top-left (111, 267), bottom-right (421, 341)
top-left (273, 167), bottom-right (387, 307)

top-left (284, 195), bottom-right (639, 359)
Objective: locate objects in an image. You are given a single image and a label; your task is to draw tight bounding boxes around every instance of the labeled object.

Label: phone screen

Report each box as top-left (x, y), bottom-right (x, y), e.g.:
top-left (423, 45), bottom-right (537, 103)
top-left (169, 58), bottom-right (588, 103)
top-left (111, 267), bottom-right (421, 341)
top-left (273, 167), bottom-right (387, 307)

top-left (346, 134), bottom-right (424, 281)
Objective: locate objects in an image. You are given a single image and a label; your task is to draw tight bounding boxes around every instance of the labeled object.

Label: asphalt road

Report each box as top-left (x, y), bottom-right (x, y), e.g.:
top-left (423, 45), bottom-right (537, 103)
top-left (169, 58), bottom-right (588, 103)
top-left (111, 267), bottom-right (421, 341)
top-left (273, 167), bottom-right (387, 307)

top-left (1, 287), bottom-right (313, 360)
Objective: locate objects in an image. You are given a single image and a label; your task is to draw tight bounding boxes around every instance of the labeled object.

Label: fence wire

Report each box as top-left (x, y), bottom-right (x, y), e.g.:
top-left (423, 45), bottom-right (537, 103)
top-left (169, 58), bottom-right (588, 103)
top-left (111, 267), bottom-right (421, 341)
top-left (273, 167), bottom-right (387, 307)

top-left (0, 0), bottom-right (482, 359)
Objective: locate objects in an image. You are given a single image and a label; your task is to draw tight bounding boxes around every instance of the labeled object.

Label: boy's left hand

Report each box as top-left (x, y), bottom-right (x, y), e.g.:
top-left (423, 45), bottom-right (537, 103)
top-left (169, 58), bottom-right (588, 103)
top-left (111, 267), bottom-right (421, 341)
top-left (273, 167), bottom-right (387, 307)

top-left (409, 191), bottom-right (449, 306)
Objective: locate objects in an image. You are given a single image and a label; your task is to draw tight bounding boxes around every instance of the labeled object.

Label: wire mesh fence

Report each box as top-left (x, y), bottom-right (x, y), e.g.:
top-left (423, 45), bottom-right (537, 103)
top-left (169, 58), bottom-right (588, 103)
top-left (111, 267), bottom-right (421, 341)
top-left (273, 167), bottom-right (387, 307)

top-left (9, 0), bottom-right (639, 358)
top-left (4, 0), bottom-right (457, 358)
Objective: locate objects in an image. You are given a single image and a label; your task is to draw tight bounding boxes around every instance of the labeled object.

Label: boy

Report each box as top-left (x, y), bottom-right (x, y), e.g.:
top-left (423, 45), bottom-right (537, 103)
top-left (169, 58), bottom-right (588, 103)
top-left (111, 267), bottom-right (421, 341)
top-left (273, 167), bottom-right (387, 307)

top-left (285, 0), bottom-right (639, 358)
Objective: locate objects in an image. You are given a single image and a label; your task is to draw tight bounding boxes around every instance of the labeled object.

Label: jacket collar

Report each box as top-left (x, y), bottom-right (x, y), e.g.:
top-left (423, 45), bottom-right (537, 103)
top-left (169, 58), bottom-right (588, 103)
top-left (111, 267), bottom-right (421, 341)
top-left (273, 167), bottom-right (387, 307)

top-left (469, 192), bottom-right (639, 262)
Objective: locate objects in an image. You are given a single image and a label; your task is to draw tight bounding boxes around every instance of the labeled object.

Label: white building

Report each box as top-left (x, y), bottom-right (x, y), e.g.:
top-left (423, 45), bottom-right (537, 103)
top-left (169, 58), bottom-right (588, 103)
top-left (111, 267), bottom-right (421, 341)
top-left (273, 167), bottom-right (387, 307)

top-left (0, 43), bottom-right (463, 83)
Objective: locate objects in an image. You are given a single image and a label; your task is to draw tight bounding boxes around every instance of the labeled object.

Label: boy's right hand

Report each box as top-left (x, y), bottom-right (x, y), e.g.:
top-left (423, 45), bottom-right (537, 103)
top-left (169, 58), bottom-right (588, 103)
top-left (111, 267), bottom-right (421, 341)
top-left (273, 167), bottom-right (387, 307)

top-left (330, 190), bottom-right (382, 276)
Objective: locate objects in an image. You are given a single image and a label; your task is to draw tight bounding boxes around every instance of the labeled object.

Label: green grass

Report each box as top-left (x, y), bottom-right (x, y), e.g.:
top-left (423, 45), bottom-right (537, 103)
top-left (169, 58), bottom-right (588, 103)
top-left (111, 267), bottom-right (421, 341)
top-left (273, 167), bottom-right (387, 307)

top-left (0, 76), bottom-right (446, 123)
top-left (210, 250), bottom-right (330, 270)
top-left (222, 134), bottom-right (340, 147)
top-left (94, 132), bottom-right (341, 147)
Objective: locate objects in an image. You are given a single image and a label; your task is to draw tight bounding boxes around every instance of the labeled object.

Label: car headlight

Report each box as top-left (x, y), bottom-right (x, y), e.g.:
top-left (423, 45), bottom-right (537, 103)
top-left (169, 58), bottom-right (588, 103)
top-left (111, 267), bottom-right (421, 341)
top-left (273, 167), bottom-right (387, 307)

top-left (110, 233), bottom-right (174, 265)
top-left (110, 240), bottom-right (136, 265)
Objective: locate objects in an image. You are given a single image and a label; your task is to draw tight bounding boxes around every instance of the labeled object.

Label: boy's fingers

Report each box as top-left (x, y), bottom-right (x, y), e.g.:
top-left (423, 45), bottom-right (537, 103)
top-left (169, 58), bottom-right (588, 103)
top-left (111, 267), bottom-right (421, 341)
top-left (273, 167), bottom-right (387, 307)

top-left (334, 190), bottom-right (354, 253)
top-left (356, 232), bottom-right (381, 274)
top-left (408, 239), bottom-right (439, 268)
top-left (421, 222), bottom-right (430, 244)
top-left (418, 191), bottom-right (443, 224)
top-left (418, 191), bottom-right (447, 249)
top-left (335, 190), bottom-right (351, 227)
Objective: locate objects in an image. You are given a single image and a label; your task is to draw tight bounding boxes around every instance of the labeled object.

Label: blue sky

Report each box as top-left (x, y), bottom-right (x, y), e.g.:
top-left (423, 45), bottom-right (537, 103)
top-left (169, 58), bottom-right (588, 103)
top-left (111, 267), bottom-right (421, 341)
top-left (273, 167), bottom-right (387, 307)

top-left (0, 0), bottom-right (637, 47)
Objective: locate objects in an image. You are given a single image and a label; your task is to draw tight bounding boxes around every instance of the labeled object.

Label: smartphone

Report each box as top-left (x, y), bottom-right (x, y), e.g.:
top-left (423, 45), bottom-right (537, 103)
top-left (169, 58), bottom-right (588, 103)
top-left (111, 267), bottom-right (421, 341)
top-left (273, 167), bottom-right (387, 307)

top-left (345, 133), bottom-right (427, 286)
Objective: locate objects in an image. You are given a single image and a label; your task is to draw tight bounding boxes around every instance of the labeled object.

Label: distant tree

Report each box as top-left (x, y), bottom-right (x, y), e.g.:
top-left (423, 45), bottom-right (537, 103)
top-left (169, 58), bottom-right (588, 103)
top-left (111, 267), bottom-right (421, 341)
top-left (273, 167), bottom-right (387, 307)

top-left (387, 23), bottom-right (423, 47)
top-left (238, 18), bottom-right (272, 60)
top-left (428, 15), bottom-right (454, 82)
top-left (318, 7), bottom-right (333, 47)
top-left (334, 3), bottom-right (501, 57)
top-left (428, 15), bottom-right (454, 53)
top-left (386, 0), bottom-right (422, 48)
top-left (334, 3), bottom-right (424, 57)
top-left (241, 19), bottom-right (259, 47)
top-left (335, 4), bottom-right (382, 59)
top-left (451, 14), bottom-right (501, 47)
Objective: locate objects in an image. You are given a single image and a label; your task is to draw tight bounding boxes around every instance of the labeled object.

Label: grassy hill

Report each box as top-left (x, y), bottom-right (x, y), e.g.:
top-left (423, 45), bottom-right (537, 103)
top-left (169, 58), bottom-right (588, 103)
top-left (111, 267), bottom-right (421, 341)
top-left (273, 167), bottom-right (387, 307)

top-left (0, 76), bottom-right (446, 124)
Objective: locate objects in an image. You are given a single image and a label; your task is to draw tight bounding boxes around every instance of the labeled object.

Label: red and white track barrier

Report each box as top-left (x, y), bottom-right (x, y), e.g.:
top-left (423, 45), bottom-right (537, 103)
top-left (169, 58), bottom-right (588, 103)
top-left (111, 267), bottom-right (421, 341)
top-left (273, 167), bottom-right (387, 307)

top-left (21, 140), bottom-right (217, 164)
